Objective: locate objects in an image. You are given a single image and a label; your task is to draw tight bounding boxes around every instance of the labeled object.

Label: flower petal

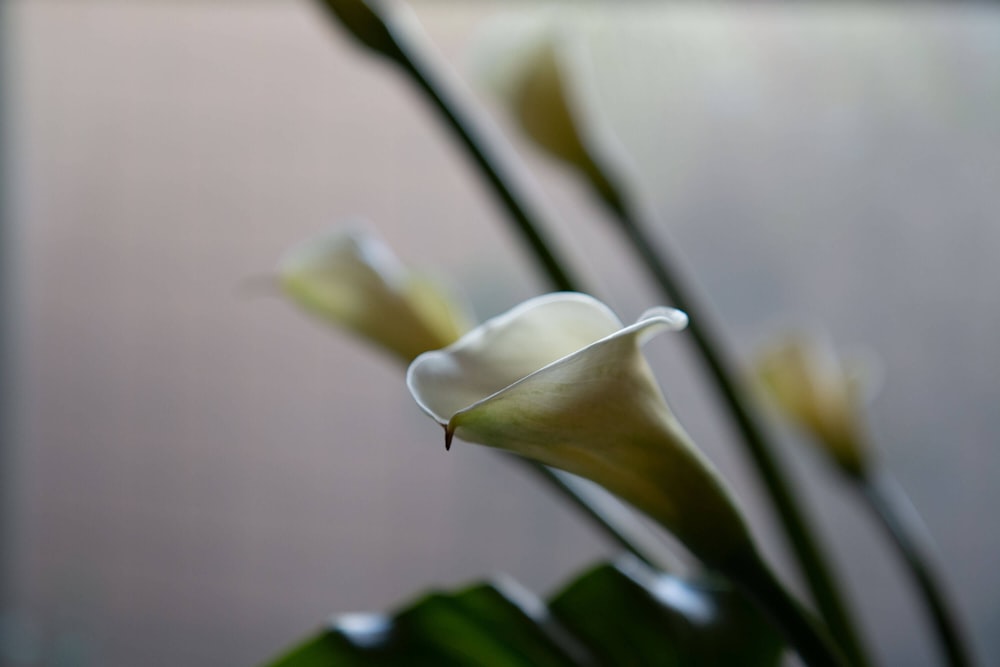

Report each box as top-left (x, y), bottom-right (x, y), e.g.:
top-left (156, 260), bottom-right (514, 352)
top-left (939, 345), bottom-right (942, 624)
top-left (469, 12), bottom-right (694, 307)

top-left (474, 23), bottom-right (618, 192)
top-left (446, 311), bottom-right (679, 453)
top-left (279, 228), bottom-right (469, 362)
top-left (754, 334), bottom-right (872, 476)
top-left (407, 293), bottom-right (625, 423)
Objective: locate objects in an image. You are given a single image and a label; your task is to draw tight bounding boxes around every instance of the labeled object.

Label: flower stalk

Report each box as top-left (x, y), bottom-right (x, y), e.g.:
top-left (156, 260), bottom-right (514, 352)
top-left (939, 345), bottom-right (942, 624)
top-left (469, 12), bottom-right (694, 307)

top-left (313, 0), bottom-right (582, 293)
top-left (725, 550), bottom-right (847, 667)
top-left (854, 470), bottom-right (972, 667)
top-left (592, 169), bottom-right (871, 667)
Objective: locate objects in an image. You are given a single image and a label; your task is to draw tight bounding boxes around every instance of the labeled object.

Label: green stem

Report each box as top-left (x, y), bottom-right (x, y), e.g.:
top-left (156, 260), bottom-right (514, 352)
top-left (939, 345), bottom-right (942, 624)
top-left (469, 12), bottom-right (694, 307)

top-left (315, 0), bottom-right (582, 293)
top-left (856, 470), bottom-right (973, 667)
top-left (586, 161), bottom-right (871, 667)
top-left (514, 459), bottom-right (659, 568)
top-left (727, 551), bottom-right (848, 667)
top-left (395, 52), bottom-right (580, 292)
top-left (313, 0), bottom-right (674, 567)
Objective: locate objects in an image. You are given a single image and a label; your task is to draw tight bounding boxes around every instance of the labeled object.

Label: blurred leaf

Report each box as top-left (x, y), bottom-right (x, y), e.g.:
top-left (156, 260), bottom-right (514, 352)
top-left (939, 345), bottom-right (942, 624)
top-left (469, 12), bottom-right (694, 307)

top-left (550, 559), bottom-right (784, 666)
top-left (267, 579), bottom-right (584, 667)
top-left (265, 559), bottom-right (784, 667)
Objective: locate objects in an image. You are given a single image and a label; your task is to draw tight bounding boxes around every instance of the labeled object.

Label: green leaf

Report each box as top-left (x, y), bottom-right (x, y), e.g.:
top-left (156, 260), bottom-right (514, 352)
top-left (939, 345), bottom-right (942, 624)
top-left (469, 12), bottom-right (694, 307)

top-left (265, 559), bottom-right (784, 667)
top-left (549, 559), bottom-right (784, 666)
top-left (267, 580), bottom-right (585, 667)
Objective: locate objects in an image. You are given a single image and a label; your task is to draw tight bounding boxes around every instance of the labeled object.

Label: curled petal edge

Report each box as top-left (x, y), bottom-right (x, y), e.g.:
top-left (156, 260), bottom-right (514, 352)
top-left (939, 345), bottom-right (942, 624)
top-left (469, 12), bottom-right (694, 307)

top-left (406, 293), bottom-right (688, 428)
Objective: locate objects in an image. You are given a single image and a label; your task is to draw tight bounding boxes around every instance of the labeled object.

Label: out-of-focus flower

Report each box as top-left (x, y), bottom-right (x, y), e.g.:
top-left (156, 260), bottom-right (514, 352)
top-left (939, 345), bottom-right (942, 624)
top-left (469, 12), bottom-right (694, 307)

top-left (407, 292), bottom-right (754, 568)
top-left (754, 335), bottom-right (874, 477)
top-left (476, 24), bottom-right (623, 200)
top-left (278, 229), bottom-right (472, 363)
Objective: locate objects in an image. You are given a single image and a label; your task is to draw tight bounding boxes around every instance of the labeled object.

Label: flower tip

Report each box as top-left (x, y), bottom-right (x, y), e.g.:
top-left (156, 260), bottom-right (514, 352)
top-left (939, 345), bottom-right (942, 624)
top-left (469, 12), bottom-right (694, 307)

top-left (638, 306), bottom-right (689, 331)
top-left (444, 425), bottom-right (455, 451)
top-left (753, 333), bottom-right (872, 477)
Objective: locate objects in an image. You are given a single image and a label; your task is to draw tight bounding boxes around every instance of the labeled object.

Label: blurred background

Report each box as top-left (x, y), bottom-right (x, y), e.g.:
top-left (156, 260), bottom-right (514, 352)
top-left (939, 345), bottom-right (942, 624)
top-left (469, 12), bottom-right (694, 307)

top-left (3, 1), bottom-right (999, 665)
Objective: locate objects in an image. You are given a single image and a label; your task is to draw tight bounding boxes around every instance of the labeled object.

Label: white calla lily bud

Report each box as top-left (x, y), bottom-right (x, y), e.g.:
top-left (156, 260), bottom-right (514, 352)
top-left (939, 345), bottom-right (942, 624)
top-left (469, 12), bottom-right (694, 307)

top-left (477, 25), bottom-right (623, 201)
top-left (407, 292), bottom-right (754, 568)
top-left (279, 229), bottom-right (471, 363)
top-left (755, 335), bottom-right (873, 478)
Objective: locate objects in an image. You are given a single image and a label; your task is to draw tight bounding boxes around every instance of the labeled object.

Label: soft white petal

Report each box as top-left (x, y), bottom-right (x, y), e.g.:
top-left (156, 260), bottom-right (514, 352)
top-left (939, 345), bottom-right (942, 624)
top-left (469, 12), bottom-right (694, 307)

top-left (407, 293), bottom-right (624, 423)
top-left (471, 18), bottom-right (624, 187)
top-left (403, 274), bottom-right (474, 347)
top-left (280, 228), bottom-right (468, 362)
top-left (280, 229), bottom-right (406, 289)
top-left (448, 315), bottom-right (675, 452)
top-left (754, 334), bottom-right (871, 475)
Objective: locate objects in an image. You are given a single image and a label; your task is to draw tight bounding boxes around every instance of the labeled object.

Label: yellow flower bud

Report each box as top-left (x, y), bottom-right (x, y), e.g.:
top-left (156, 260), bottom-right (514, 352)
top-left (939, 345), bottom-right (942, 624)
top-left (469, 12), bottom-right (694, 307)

top-left (754, 335), bottom-right (873, 477)
top-left (478, 29), bottom-right (614, 192)
top-left (279, 229), bottom-right (472, 363)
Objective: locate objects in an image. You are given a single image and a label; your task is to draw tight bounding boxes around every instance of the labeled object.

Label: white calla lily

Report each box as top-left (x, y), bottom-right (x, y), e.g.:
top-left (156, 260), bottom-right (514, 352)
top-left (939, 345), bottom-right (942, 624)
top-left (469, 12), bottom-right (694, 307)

top-left (407, 292), bottom-right (754, 568)
top-left (279, 229), bottom-right (471, 362)
top-left (755, 335), bottom-right (874, 477)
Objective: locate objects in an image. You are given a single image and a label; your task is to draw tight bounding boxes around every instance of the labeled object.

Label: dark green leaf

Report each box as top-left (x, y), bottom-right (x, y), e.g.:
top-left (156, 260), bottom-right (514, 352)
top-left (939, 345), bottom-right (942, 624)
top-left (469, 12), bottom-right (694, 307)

top-left (265, 559), bottom-right (784, 667)
top-left (265, 580), bottom-right (586, 667)
top-left (550, 558), bottom-right (784, 666)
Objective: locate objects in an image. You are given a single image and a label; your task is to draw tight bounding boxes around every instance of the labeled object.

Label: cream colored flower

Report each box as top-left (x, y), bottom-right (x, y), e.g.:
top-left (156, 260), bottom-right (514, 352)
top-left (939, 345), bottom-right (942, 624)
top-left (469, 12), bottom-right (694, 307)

top-left (476, 24), bottom-right (621, 200)
top-left (407, 292), bottom-right (754, 568)
top-left (755, 335), bottom-right (873, 477)
top-left (279, 229), bottom-right (471, 363)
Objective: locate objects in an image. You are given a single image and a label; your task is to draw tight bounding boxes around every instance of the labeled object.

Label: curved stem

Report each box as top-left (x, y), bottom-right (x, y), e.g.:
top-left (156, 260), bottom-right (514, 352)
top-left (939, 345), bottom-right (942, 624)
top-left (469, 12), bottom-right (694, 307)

top-left (514, 459), bottom-right (660, 568)
top-left (396, 49), bottom-right (580, 292)
top-left (726, 552), bottom-right (848, 667)
top-left (321, 0), bottom-right (583, 294)
top-left (588, 162), bottom-right (871, 667)
top-left (857, 470), bottom-right (973, 667)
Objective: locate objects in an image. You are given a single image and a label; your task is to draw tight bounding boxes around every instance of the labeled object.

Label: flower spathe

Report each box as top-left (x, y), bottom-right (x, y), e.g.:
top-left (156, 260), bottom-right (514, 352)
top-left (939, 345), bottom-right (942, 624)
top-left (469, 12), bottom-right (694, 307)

top-left (755, 334), bottom-right (873, 477)
top-left (407, 292), bottom-right (754, 568)
top-left (279, 228), bottom-right (471, 363)
top-left (477, 26), bottom-right (623, 202)
top-left (503, 38), bottom-right (597, 177)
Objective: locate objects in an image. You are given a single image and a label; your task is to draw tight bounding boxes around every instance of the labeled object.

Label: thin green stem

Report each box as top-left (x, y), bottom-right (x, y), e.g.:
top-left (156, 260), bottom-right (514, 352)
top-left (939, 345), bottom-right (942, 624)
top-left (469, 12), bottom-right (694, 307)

top-left (727, 551), bottom-right (848, 667)
top-left (514, 459), bottom-right (659, 567)
top-left (856, 470), bottom-right (973, 667)
top-left (315, 0), bottom-right (582, 293)
top-left (395, 50), bottom-right (580, 292)
top-left (586, 161), bottom-right (871, 667)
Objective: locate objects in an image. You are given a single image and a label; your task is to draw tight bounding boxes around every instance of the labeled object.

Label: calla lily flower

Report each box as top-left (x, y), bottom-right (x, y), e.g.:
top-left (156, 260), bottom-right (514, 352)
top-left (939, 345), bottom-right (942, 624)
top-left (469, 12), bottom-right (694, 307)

top-left (754, 335), bottom-right (874, 477)
top-left (407, 292), bottom-right (754, 568)
top-left (279, 229), bottom-right (472, 363)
